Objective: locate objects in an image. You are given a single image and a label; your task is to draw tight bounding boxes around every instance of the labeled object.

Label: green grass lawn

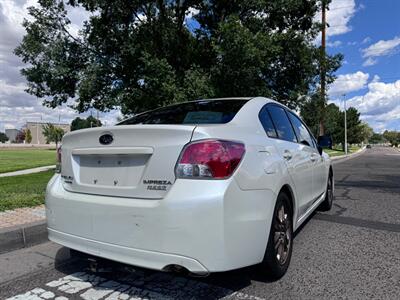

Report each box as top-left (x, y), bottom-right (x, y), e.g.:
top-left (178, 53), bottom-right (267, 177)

top-left (0, 149), bottom-right (56, 173)
top-left (0, 170), bottom-right (54, 212)
top-left (324, 145), bottom-right (361, 157)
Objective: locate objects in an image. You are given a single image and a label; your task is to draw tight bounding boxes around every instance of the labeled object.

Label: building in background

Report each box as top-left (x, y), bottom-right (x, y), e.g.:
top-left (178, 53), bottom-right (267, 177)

top-left (26, 122), bottom-right (71, 144)
top-left (5, 128), bottom-right (21, 143)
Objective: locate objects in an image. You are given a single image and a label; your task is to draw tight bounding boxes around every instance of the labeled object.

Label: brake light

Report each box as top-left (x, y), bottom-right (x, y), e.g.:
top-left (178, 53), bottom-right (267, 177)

top-left (175, 139), bottom-right (245, 179)
top-left (56, 146), bottom-right (62, 173)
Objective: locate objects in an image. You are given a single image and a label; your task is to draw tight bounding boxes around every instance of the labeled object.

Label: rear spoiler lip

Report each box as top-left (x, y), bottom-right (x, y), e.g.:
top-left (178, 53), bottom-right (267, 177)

top-left (71, 147), bottom-right (154, 156)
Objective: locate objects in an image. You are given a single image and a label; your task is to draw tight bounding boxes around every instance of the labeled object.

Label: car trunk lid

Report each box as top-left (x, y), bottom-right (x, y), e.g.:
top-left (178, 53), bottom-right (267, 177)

top-left (60, 125), bottom-right (195, 199)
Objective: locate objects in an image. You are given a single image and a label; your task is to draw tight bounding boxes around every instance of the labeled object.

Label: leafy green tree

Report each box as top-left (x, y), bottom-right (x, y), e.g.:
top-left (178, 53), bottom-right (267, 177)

top-left (0, 132), bottom-right (9, 143)
top-left (70, 117), bottom-right (87, 131)
top-left (340, 107), bottom-right (362, 145)
top-left (15, 0), bottom-right (342, 116)
top-left (301, 101), bottom-right (342, 141)
top-left (71, 116), bottom-right (102, 131)
top-left (359, 122), bottom-right (373, 143)
top-left (25, 129), bottom-right (32, 143)
top-left (301, 102), bottom-right (365, 148)
top-left (383, 130), bottom-right (400, 147)
top-left (370, 133), bottom-right (385, 144)
top-left (42, 123), bottom-right (65, 147)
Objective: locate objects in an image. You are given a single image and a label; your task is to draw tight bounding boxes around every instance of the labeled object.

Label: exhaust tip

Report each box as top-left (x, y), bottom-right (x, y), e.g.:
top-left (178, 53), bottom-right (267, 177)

top-left (162, 264), bottom-right (209, 277)
top-left (162, 264), bottom-right (188, 273)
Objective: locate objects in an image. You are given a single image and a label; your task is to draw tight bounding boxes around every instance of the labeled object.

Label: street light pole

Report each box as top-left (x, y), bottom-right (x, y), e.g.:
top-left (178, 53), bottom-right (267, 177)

top-left (343, 94), bottom-right (348, 155)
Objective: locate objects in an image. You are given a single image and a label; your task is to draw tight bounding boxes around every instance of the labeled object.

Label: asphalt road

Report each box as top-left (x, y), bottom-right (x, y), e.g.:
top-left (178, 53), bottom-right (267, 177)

top-left (1, 147), bottom-right (399, 299)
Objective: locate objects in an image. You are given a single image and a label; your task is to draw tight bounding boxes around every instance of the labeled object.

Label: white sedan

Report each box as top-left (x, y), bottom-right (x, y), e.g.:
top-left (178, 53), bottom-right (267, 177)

top-left (46, 97), bottom-right (333, 279)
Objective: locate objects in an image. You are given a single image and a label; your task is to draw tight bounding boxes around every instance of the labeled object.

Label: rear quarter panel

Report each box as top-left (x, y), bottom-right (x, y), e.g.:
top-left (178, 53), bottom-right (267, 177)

top-left (191, 97), bottom-right (299, 225)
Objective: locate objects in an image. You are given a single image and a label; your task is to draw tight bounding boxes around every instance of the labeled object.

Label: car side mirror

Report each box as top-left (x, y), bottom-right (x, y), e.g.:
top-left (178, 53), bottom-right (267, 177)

top-left (317, 145), bottom-right (323, 155)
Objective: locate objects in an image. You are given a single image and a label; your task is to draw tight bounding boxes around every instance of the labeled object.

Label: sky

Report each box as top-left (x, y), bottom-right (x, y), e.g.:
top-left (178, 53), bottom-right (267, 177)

top-left (0, 0), bottom-right (399, 133)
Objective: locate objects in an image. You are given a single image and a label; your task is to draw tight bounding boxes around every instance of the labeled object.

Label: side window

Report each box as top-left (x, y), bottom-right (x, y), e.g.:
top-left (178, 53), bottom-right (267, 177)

top-left (267, 105), bottom-right (297, 142)
top-left (287, 112), bottom-right (314, 148)
top-left (259, 107), bottom-right (278, 138)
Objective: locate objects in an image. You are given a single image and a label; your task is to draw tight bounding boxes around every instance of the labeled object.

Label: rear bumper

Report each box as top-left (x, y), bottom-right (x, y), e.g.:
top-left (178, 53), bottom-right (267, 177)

top-left (48, 228), bottom-right (209, 274)
top-left (46, 174), bottom-right (276, 273)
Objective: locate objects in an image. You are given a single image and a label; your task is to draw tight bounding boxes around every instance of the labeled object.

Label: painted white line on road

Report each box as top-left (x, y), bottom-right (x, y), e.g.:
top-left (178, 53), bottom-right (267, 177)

top-left (46, 272), bottom-right (106, 294)
top-left (7, 271), bottom-right (266, 300)
top-left (81, 281), bottom-right (128, 300)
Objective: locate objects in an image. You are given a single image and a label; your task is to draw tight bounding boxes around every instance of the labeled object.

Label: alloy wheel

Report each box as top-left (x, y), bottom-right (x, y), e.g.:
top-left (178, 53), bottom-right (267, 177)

top-left (327, 176), bottom-right (333, 206)
top-left (273, 204), bottom-right (292, 265)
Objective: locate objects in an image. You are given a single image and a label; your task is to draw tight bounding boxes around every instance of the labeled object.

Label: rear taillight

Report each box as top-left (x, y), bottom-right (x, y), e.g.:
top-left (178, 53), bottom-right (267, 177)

top-left (175, 139), bottom-right (245, 179)
top-left (56, 146), bottom-right (62, 173)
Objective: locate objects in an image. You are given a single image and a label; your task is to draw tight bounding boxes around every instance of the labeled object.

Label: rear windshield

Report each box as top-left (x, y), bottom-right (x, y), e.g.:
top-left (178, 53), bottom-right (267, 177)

top-left (118, 100), bottom-right (248, 125)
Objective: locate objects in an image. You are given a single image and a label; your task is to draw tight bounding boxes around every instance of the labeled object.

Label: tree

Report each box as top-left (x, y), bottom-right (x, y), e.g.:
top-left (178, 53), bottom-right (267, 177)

top-left (345, 107), bottom-right (362, 144)
top-left (15, 131), bottom-right (26, 143)
top-left (25, 129), bottom-right (32, 143)
top-left (15, 0), bottom-right (342, 116)
top-left (71, 116), bottom-right (102, 131)
top-left (301, 102), bottom-right (365, 148)
top-left (0, 132), bottom-right (8, 143)
top-left (370, 133), bottom-right (385, 144)
top-left (359, 122), bottom-right (373, 143)
top-left (71, 117), bottom-right (87, 131)
top-left (383, 130), bottom-right (400, 147)
top-left (42, 123), bottom-right (65, 148)
top-left (301, 101), bottom-right (342, 141)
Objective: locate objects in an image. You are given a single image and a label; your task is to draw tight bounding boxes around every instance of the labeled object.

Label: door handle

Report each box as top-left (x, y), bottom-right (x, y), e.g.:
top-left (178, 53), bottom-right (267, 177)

top-left (283, 150), bottom-right (292, 161)
top-left (310, 153), bottom-right (319, 162)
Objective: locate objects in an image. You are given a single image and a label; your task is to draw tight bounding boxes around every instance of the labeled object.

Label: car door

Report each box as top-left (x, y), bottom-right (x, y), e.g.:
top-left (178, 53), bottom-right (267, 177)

top-left (264, 105), bottom-right (314, 217)
top-left (286, 111), bottom-right (325, 203)
top-left (311, 137), bottom-right (328, 198)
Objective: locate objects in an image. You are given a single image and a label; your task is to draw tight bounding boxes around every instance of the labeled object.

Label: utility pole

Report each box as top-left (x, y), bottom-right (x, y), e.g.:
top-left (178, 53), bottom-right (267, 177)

top-left (319, 0), bottom-right (327, 137)
top-left (343, 94), bottom-right (348, 155)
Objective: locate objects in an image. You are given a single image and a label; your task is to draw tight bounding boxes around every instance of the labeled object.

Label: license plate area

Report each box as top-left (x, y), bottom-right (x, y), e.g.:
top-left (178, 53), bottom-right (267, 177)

top-left (78, 154), bottom-right (149, 187)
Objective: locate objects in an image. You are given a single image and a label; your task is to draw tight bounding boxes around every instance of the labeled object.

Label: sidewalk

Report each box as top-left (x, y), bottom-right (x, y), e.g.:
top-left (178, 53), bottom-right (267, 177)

top-left (0, 205), bottom-right (45, 229)
top-left (0, 205), bottom-right (47, 254)
top-left (0, 165), bottom-right (55, 177)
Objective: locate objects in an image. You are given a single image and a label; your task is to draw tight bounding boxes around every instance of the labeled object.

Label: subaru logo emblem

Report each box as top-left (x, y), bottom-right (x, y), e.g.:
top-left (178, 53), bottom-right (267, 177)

top-left (99, 133), bottom-right (113, 145)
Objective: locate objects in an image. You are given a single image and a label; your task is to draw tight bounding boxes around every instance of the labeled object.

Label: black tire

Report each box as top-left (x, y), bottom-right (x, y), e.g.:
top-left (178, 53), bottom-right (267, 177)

top-left (260, 192), bottom-right (293, 280)
top-left (69, 248), bottom-right (89, 260)
top-left (319, 172), bottom-right (334, 211)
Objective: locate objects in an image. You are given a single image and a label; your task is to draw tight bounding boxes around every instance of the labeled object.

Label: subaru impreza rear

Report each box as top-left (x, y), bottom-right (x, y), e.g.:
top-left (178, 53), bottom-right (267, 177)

top-left (46, 98), bottom-right (276, 275)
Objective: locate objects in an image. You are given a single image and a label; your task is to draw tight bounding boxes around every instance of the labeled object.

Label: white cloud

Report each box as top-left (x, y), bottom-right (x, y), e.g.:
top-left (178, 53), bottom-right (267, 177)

top-left (362, 36), bottom-right (400, 58)
top-left (327, 40), bottom-right (342, 48)
top-left (314, 0), bottom-right (357, 45)
top-left (361, 36), bottom-right (400, 67)
top-left (346, 80), bottom-right (400, 116)
top-left (315, 0), bottom-right (356, 37)
top-left (362, 57), bottom-right (377, 67)
top-left (328, 71), bottom-right (369, 97)
top-left (371, 75), bottom-right (380, 83)
top-left (362, 36), bottom-right (371, 44)
top-left (344, 79), bottom-right (400, 131)
top-left (329, 77), bottom-right (400, 131)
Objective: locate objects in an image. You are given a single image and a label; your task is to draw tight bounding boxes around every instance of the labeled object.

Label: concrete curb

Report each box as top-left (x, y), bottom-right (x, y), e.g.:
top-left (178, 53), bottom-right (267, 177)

top-left (331, 146), bottom-right (367, 164)
top-left (0, 221), bottom-right (48, 254)
top-left (0, 165), bottom-right (55, 177)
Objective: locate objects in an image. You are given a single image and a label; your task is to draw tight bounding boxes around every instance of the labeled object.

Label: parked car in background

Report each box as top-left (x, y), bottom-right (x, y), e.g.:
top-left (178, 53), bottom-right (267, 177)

top-left (46, 97), bottom-right (334, 280)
